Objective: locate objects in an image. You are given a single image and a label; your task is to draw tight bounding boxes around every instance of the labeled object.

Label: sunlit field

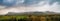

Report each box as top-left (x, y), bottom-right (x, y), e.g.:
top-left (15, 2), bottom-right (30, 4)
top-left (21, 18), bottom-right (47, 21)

top-left (0, 15), bottom-right (28, 21)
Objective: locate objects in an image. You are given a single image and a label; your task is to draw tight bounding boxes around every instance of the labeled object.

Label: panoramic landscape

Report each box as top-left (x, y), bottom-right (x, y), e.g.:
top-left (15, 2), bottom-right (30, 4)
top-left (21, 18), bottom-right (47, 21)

top-left (0, 0), bottom-right (60, 21)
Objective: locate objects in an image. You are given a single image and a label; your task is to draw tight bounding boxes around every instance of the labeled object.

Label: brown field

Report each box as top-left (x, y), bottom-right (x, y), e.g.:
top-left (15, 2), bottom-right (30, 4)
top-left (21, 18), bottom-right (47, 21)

top-left (28, 14), bottom-right (60, 21)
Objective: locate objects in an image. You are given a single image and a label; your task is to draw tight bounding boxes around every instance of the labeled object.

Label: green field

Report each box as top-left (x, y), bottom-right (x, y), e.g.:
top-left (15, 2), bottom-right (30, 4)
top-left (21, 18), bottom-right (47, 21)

top-left (0, 15), bottom-right (28, 21)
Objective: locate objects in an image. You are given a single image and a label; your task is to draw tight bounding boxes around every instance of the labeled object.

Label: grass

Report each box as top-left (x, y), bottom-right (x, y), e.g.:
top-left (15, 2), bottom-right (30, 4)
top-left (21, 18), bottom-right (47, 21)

top-left (0, 15), bottom-right (28, 21)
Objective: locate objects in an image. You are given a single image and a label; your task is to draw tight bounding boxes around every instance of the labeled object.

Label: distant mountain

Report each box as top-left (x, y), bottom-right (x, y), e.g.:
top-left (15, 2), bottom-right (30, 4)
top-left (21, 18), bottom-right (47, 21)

top-left (5, 12), bottom-right (24, 15)
top-left (5, 11), bottom-right (60, 15)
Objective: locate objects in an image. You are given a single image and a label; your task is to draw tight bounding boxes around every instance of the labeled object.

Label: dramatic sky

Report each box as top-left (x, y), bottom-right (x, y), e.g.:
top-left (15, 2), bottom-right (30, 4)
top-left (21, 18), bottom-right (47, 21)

top-left (0, 0), bottom-right (60, 15)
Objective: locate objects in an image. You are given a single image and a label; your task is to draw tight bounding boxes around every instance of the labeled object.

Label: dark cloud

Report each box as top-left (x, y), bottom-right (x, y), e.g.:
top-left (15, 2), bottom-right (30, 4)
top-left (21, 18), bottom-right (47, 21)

top-left (0, 0), bottom-right (60, 7)
top-left (23, 0), bottom-right (41, 6)
top-left (49, 0), bottom-right (60, 5)
top-left (0, 0), bottom-right (3, 5)
top-left (0, 0), bottom-right (16, 7)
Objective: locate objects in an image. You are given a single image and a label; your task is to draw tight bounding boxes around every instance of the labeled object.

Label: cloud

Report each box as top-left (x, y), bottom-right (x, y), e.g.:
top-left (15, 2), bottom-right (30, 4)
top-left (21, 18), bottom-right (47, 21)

top-left (0, 0), bottom-right (60, 15)
top-left (0, 9), bottom-right (9, 15)
top-left (0, 6), bottom-right (6, 9)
